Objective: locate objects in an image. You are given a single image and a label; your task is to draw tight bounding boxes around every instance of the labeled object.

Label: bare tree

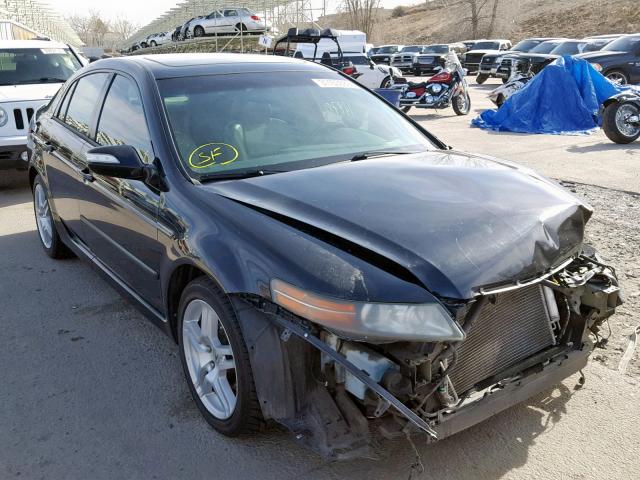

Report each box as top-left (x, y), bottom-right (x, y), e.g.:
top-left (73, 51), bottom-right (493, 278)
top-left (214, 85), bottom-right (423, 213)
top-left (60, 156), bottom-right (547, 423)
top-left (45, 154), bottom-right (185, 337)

top-left (112, 16), bottom-right (139, 41)
top-left (342, 0), bottom-right (381, 38)
top-left (463, 0), bottom-right (501, 38)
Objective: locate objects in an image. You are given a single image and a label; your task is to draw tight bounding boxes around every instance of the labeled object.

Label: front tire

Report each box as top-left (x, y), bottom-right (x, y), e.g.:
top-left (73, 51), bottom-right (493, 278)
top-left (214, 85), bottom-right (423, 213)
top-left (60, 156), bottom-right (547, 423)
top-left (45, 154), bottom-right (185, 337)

top-left (605, 70), bottom-right (629, 85)
top-left (193, 26), bottom-right (205, 37)
top-left (476, 74), bottom-right (488, 84)
top-left (150, 41), bottom-right (157, 47)
top-left (452, 91), bottom-right (471, 115)
top-left (178, 277), bottom-right (262, 436)
top-left (380, 76), bottom-right (392, 88)
top-left (602, 101), bottom-right (640, 144)
top-left (32, 175), bottom-right (71, 259)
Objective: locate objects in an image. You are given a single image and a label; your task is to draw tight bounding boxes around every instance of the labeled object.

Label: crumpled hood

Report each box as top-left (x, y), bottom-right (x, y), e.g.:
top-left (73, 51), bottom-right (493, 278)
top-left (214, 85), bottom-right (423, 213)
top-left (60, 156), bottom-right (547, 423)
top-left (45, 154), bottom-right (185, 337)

top-left (0, 83), bottom-right (62, 103)
top-left (206, 151), bottom-right (591, 300)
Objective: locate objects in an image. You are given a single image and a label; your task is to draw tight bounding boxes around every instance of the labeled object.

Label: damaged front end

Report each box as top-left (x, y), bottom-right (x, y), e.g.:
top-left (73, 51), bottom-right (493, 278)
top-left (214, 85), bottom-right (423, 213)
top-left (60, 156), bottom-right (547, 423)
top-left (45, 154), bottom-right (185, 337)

top-left (234, 251), bottom-right (622, 459)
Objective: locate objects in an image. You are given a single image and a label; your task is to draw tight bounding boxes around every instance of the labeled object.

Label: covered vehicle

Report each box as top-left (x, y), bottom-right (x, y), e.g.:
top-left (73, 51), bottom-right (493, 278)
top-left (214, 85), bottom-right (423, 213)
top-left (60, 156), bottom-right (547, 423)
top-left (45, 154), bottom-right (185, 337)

top-left (473, 55), bottom-right (623, 134)
top-left (28, 53), bottom-right (622, 459)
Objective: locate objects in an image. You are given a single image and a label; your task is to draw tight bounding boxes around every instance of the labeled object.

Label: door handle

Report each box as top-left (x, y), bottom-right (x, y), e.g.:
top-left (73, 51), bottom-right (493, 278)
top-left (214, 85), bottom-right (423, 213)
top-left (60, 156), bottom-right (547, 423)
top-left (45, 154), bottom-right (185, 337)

top-left (80, 168), bottom-right (94, 183)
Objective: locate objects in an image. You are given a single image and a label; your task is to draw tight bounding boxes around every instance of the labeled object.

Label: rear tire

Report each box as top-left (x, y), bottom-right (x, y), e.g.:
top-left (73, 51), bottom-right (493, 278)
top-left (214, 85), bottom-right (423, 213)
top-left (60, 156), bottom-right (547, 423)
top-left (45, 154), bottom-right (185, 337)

top-left (476, 74), bottom-right (488, 84)
top-left (193, 26), bottom-right (205, 38)
top-left (602, 101), bottom-right (640, 144)
top-left (178, 277), bottom-right (262, 436)
top-left (605, 70), bottom-right (629, 85)
top-left (32, 175), bottom-right (72, 259)
top-left (235, 23), bottom-right (247, 32)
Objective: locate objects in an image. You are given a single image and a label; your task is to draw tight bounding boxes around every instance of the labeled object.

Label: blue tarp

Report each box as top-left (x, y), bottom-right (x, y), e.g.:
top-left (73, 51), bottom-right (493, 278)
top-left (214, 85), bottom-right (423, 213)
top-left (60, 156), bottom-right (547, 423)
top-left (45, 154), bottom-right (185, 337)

top-left (472, 55), bottom-right (626, 135)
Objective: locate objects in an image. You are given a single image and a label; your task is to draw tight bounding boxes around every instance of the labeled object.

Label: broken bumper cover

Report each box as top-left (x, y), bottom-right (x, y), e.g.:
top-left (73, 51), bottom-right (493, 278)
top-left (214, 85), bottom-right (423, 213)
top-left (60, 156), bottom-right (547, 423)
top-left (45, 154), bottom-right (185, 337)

top-left (430, 346), bottom-right (590, 440)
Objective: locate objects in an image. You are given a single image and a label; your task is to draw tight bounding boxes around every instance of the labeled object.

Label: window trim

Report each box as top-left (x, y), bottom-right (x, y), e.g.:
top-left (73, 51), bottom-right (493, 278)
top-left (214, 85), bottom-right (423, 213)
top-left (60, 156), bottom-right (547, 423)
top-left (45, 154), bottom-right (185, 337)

top-left (94, 72), bottom-right (155, 159)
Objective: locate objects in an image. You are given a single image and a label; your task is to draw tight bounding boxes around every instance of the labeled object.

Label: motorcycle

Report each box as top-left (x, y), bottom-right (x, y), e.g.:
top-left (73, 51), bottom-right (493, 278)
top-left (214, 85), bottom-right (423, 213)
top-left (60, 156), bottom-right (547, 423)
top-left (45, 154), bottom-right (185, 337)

top-left (396, 52), bottom-right (471, 115)
top-left (601, 91), bottom-right (640, 144)
top-left (488, 67), bottom-right (534, 108)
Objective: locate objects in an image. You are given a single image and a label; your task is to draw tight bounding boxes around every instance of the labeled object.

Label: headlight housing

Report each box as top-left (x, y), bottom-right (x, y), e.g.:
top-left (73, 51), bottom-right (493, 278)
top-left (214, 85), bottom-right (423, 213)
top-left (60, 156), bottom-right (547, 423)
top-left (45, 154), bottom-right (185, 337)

top-left (271, 279), bottom-right (465, 342)
top-left (592, 63), bottom-right (603, 72)
top-left (0, 107), bottom-right (8, 127)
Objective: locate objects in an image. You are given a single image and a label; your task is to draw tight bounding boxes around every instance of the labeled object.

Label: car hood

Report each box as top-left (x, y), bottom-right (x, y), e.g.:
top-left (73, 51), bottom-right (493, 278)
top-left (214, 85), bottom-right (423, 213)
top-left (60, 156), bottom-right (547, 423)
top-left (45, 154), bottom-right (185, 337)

top-left (575, 50), bottom-right (626, 61)
top-left (206, 151), bottom-right (591, 300)
top-left (466, 49), bottom-right (502, 56)
top-left (0, 83), bottom-right (62, 103)
top-left (503, 52), bottom-right (559, 62)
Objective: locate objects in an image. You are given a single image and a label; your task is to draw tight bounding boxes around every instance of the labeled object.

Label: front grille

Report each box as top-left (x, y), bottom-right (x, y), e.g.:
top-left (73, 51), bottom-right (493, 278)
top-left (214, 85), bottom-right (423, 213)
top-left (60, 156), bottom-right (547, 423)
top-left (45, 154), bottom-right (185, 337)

top-left (464, 53), bottom-right (484, 65)
top-left (449, 285), bottom-right (556, 394)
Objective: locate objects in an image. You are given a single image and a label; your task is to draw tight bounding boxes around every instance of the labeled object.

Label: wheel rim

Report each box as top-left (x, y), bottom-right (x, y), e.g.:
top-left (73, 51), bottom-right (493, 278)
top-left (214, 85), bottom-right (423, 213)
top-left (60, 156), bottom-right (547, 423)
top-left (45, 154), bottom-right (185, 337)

top-left (195, 27), bottom-right (203, 37)
top-left (606, 72), bottom-right (627, 85)
top-left (34, 183), bottom-right (53, 249)
top-left (615, 104), bottom-right (640, 137)
top-left (182, 299), bottom-right (237, 420)
top-left (456, 94), bottom-right (469, 113)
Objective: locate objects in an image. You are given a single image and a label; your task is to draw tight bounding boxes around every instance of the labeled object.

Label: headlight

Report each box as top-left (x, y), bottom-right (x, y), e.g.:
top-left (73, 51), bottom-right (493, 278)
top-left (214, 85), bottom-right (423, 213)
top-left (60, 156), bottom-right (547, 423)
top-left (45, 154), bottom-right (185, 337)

top-left (0, 107), bottom-right (8, 127)
top-left (271, 279), bottom-right (465, 342)
top-left (592, 63), bottom-right (603, 72)
top-left (430, 84), bottom-right (443, 93)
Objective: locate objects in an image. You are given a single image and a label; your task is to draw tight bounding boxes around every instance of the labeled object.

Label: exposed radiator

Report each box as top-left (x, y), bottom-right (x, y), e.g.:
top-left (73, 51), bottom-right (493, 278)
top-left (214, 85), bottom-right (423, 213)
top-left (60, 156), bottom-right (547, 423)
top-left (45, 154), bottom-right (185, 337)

top-left (449, 285), bottom-right (556, 394)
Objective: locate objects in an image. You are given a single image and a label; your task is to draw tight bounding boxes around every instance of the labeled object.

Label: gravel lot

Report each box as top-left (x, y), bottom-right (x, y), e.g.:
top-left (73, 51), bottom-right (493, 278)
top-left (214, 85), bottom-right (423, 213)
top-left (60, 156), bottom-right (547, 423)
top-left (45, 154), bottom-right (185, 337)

top-left (1, 79), bottom-right (638, 480)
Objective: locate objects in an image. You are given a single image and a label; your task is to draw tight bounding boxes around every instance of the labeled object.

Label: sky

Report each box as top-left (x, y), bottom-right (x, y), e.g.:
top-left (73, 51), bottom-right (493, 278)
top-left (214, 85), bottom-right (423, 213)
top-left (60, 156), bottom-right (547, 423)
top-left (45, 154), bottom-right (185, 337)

top-left (47, 0), bottom-right (419, 26)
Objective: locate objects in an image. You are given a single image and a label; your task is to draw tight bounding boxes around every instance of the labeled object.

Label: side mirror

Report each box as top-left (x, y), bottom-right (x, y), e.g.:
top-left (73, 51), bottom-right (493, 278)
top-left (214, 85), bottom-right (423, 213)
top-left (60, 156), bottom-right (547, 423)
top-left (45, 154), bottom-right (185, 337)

top-left (86, 145), bottom-right (148, 180)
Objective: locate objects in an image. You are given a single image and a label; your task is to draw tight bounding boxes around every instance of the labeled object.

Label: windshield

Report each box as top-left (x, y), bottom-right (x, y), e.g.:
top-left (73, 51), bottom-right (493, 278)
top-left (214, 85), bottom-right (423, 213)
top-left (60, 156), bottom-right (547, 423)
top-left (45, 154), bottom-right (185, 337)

top-left (422, 45), bottom-right (448, 54)
top-left (471, 41), bottom-right (500, 50)
top-left (511, 39), bottom-right (542, 52)
top-left (602, 36), bottom-right (640, 52)
top-left (550, 41), bottom-right (585, 55)
top-left (401, 46), bottom-right (422, 53)
top-left (377, 46), bottom-right (398, 54)
top-left (530, 41), bottom-right (562, 54)
top-left (0, 48), bottom-right (81, 86)
top-left (159, 71), bottom-right (435, 179)
top-left (344, 55), bottom-right (369, 65)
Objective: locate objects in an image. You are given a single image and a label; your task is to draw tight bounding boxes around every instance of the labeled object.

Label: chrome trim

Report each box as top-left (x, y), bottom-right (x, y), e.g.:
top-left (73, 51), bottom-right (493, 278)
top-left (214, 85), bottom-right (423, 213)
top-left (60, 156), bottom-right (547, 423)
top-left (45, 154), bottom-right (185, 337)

top-left (478, 257), bottom-right (575, 295)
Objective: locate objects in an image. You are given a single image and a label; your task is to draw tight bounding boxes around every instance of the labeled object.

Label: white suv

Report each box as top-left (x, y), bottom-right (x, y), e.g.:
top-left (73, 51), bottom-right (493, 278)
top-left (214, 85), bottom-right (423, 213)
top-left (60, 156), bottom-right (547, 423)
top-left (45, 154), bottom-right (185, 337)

top-left (190, 7), bottom-right (270, 37)
top-left (0, 40), bottom-right (84, 170)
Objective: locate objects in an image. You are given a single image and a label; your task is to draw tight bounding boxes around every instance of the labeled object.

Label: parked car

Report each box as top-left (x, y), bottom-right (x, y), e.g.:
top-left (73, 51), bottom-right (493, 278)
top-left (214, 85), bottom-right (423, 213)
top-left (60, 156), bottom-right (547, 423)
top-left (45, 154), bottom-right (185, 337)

top-left (461, 39), bottom-right (512, 73)
top-left (461, 39), bottom-right (480, 51)
top-left (498, 38), bottom-right (615, 80)
top-left (0, 39), bottom-right (83, 170)
top-left (367, 46), bottom-right (380, 57)
top-left (577, 34), bottom-right (640, 84)
top-left (477, 38), bottom-right (556, 84)
top-left (27, 53), bottom-right (622, 458)
top-left (147, 31), bottom-right (172, 48)
top-left (171, 26), bottom-right (182, 42)
top-left (369, 45), bottom-right (404, 65)
top-left (342, 53), bottom-right (403, 88)
top-left (180, 16), bottom-right (203, 40)
top-left (413, 44), bottom-right (466, 76)
top-left (496, 38), bottom-right (567, 79)
top-left (190, 8), bottom-right (270, 37)
top-left (390, 45), bottom-right (427, 73)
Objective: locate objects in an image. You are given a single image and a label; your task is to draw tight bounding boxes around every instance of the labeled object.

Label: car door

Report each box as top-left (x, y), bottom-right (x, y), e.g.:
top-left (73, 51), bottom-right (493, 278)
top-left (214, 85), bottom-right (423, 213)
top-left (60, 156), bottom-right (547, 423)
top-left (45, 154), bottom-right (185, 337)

top-left (76, 73), bottom-right (163, 310)
top-left (39, 73), bottom-right (110, 239)
top-left (222, 9), bottom-right (239, 31)
top-left (203, 11), bottom-right (222, 33)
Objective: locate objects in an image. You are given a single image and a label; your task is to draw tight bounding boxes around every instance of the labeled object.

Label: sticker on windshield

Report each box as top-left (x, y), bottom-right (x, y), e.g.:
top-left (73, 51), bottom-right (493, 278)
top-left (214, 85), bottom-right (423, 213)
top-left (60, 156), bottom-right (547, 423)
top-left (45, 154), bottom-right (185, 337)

top-left (188, 143), bottom-right (239, 169)
top-left (312, 79), bottom-right (358, 89)
top-left (41, 48), bottom-right (66, 55)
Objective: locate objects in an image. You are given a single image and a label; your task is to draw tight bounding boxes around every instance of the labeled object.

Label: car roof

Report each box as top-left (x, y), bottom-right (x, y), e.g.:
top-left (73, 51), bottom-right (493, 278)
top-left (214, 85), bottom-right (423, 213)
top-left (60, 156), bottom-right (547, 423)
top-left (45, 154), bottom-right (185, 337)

top-left (0, 39), bottom-right (69, 49)
top-left (89, 53), bottom-right (328, 79)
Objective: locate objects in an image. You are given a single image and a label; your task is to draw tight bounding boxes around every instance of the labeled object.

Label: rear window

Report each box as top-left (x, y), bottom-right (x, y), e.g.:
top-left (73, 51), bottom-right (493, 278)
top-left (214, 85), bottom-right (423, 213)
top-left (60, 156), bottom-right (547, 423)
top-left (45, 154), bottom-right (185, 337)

top-left (511, 39), bottom-right (542, 52)
top-left (0, 47), bottom-right (82, 86)
top-left (530, 41), bottom-right (563, 54)
top-left (471, 41), bottom-right (500, 50)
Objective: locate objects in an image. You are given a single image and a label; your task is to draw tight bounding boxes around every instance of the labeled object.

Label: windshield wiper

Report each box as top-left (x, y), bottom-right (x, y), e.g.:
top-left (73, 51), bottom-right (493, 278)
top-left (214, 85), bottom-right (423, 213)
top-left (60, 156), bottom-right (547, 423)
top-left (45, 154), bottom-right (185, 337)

top-left (199, 168), bottom-right (288, 182)
top-left (350, 150), bottom-right (419, 162)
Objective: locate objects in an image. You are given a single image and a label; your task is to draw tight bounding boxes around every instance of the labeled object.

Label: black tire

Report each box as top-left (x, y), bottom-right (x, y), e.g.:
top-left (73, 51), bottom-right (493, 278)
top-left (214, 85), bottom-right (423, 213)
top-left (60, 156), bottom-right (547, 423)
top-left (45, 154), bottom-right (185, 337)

top-left (32, 175), bottom-right (72, 259)
top-left (476, 74), bottom-right (488, 84)
top-left (414, 69), bottom-right (421, 76)
top-left (193, 26), bottom-right (205, 38)
top-left (402, 106), bottom-right (411, 113)
top-left (452, 91), bottom-right (471, 115)
top-left (602, 101), bottom-right (640, 144)
top-left (501, 77), bottom-right (509, 84)
top-left (380, 76), bottom-right (392, 88)
top-left (150, 41), bottom-right (157, 47)
top-left (605, 69), bottom-right (629, 85)
top-left (496, 94), bottom-right (505, 108)
top-left (178, 277), bottom-right (262, 436)
top-left (235, 23), bottom-right (247, 32)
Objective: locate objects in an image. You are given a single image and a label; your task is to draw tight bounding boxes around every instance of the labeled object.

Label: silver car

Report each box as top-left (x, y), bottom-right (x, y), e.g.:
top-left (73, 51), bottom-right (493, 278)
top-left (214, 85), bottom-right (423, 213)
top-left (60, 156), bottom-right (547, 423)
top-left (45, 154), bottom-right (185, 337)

top-left (190, 7), bottom-right (270, 36)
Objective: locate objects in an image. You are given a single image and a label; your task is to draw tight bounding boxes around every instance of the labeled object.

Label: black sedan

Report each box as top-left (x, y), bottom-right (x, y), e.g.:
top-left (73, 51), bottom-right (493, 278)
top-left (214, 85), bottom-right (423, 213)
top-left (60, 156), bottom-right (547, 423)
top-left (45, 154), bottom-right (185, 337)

top-left (28, 54), bottom-right (622, 458)
top-left (577, 34), bottom-right (640, 85)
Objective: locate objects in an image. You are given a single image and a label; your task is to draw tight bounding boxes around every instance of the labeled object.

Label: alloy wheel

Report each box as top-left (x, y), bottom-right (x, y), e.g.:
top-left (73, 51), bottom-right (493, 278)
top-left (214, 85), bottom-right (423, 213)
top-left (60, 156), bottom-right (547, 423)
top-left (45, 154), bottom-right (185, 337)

top-left (606, 72), bottom-right (627, 85)
top-left (182, 299), bottom-right (237, 420)
top-left (34, 183), bottom-right (53, 249)
top-left (615, 104), bottom-right (640, 138)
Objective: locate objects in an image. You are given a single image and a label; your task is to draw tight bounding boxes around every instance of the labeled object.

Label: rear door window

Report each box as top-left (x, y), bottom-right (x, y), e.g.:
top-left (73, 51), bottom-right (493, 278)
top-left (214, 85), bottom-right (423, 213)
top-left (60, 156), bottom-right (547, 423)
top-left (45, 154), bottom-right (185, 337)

top-left (64, 73), bottom-right (109, 137)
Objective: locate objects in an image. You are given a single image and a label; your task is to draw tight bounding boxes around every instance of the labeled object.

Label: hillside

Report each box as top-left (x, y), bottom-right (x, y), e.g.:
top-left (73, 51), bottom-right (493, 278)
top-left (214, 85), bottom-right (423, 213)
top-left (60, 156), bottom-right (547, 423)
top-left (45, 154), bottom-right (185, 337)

top-left (319, 0), bottom-right (640, 44)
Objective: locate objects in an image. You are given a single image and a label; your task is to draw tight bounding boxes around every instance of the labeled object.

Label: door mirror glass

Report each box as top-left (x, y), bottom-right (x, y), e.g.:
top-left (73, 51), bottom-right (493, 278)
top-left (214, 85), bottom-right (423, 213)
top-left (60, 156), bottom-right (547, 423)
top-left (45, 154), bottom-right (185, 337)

top-left (86, 145), bottom-right (147, 180)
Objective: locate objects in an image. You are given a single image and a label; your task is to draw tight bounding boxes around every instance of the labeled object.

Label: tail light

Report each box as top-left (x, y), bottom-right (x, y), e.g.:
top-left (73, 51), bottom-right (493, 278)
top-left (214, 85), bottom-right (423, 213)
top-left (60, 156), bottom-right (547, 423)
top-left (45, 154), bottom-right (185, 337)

top-left (342, 66), bottom-right (356, 76)
top-left (429, 71), bottom-right (452, 83)
top-left (251, 15), bottom-right (260, 20)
